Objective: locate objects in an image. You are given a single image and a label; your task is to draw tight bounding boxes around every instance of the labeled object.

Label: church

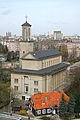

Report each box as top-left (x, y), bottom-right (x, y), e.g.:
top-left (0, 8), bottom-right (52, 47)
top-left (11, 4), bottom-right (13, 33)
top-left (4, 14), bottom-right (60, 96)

top-left (11, 19), bottom-right (69, 100)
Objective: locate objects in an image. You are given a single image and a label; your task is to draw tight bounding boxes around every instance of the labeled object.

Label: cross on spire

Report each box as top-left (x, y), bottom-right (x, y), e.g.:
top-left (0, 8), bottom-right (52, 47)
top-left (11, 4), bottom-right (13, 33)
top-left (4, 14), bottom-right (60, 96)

top-left (25, 16), bottom-right (27, 22)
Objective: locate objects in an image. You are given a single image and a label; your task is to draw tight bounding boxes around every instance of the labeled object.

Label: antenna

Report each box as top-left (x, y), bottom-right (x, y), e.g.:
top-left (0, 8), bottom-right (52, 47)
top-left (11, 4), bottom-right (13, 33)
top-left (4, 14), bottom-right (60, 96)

top-left (25, 16), bottom-right (27, 22)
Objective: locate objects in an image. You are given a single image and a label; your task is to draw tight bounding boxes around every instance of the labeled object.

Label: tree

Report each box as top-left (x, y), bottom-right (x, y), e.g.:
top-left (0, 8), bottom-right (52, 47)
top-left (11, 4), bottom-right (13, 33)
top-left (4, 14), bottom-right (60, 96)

top-left (7, 51), bottom-right (19, 62)
top-left (0, 82), bottom-right (10, 108)
top-left (69, 47), bottom-right (77, 61)
top-left (59, 44), bottom-right (68, 61)
top-left (65, 67), bottom-right (80, 114)
top-left (0, 44), bottom-right (8, 54)
top-left (68, 95), bottom-right (75, 114)
top-left (74, 93), bottom-right (80, 113)
top-left (59, 94), bottom-right (68, 119)
top-left (66, 67), bottom-right (80, 96)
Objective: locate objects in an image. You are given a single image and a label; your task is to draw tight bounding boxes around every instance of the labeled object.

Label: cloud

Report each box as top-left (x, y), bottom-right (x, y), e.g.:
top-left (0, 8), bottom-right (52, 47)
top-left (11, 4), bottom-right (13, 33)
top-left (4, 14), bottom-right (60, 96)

top-left (0, 9), bottom-right (11, 15)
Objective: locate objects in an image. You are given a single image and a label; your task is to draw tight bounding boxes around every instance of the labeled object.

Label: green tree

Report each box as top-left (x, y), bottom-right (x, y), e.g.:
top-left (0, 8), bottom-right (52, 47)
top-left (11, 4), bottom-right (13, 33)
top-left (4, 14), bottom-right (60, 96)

top-left (59, 94), bottom-right (68, 119)
top-left (59, 44), bottom-right (68, 61)
top-left (0, 82), bottom-right (10, 108)
top-left (65, 67), bottom-right (80, 114)
top-left (3, 45), bottom-right (8, 53)
top-left (0, 44), bottom-right (8, 54)
top-left (74, 93), bottom-right (80, 113)
top-left (7, 51), bottom-right (19, 62)
top-left (68, 96), bottom-right (75, 114)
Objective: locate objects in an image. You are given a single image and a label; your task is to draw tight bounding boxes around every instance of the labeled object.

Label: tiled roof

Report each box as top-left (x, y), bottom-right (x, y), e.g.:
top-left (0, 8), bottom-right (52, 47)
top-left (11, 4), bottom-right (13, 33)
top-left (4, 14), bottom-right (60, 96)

top-left (22, 49), bottom-right (61, 60)
top-left (11, 63), bottom-right (68, 76)
top-left (28, 91), bottom-right (69, 110)
top-left (22, 21), bottom-right (31, 27)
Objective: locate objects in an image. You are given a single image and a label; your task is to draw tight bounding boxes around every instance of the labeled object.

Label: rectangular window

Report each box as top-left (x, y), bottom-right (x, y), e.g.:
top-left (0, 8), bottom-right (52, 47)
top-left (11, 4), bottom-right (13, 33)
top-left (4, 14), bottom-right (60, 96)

top-left (24, 76), bottom-right (29, 83)
top-left (23, 51), bottom-right (25, 54)
top-left (14, 79), bottom-right (18, 83)
top-left (24, 76), bottom-right (29, 80)
top-left (49, 61), bottom-right (50, 66)
top-left (34, 88), bottom-right (38, 92)
top-left (14, 86), bottom-right (18, 91)
top-left (26, 86), bottom-right (28, 92)
top-left (34, 81), bottom-right (38, 85)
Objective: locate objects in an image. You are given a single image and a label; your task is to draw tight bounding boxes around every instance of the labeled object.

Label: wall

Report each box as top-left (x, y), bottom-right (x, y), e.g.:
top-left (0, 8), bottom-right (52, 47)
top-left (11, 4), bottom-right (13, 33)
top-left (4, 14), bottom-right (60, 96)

top-left (19, 41), bottom-right (34, 59)
top-left (11, 69), bottom-right (67, 99)
top-left (11, 73), bottom-right (43, 97)
top-left (46, 69), bottom-right (67, 91)
top-left (42, 56), bottom-right (62, 69)
top-left (21, 60), bottom-right (42, 70)
top-left (21, 56), bottom-right (62, 70)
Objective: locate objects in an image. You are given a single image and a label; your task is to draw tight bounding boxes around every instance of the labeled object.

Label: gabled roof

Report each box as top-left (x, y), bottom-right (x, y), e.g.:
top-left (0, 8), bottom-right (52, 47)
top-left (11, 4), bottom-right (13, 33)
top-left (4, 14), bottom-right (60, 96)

top-left (22, 49), bottom-right (62, 60)
top-left (11, 63), bottom-right (69, 76)
top-left (22, 21), bottom-right (31, 27)
top-left (28, 91), bottom-right (69, 110)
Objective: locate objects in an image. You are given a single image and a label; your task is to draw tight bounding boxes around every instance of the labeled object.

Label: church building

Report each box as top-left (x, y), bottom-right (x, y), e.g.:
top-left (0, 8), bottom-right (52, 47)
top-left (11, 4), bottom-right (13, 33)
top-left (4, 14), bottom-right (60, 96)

top-left (11, 19), bottom-right (69, 100)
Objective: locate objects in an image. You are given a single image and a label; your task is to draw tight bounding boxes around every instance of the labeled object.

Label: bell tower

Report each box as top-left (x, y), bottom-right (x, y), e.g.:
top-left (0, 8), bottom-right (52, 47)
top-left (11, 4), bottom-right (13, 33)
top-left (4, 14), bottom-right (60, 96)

top-left (22, 16), bottom-right (31, 41)
top-left (19, 17), bottom-right (34, 68)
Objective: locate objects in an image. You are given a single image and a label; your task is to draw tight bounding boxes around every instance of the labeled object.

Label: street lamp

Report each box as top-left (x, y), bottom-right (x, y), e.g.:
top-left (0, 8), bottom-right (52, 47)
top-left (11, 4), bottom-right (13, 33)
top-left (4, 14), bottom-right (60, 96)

top-left (57, 98), bottom-right (59, 119)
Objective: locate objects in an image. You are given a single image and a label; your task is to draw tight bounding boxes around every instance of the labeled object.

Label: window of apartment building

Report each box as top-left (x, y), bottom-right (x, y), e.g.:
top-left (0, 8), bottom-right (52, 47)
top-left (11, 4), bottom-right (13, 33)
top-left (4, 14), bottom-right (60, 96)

top-left (14, 78), bottom-right (18, 83)
top-left (34, 81), bottom-right (38, 85)
top-left (45, 62), bottom-right (46, 68)
top-left (24, 76), bottom-right (30, 83)
top-left (49, 61), bottom-right (50, 66)
top-left (51, 61), bottom-right (52, 65)
top-left (14, 86), bottom-right (18, 91)
top-left (23, 51), bottom-right (25, 54)
top-left (34, 88), bottom-right (38, 92)
top-left (25, 86), bottom-right (28, 93)
top-left (24, 76), bottom-right (29, 79)
top-left (42, 62), bottom-right (44, 68)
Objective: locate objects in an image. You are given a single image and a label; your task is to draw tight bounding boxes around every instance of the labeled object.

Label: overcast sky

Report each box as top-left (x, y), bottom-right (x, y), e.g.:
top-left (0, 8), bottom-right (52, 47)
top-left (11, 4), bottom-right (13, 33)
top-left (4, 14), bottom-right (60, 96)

top-left (0, 0), bottom-right (80, 36)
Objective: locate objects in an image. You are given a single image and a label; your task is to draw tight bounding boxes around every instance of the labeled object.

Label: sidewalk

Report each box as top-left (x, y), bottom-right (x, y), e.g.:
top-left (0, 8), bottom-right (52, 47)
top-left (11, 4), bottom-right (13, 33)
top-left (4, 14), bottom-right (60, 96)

top-left (2, 112), bottom-right (41, 120)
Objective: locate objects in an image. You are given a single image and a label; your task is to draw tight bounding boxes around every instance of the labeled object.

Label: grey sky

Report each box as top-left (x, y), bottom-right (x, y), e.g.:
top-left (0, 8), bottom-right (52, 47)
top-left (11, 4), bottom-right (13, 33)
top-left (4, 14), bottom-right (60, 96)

top-left (0, 0), bottom-right (80, 36)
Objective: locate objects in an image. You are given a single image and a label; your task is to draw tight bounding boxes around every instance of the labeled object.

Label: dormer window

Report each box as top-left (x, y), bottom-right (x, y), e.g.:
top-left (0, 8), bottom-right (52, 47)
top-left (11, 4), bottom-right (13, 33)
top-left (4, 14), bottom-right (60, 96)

top-left (45, 96), bottom-right (48, 100)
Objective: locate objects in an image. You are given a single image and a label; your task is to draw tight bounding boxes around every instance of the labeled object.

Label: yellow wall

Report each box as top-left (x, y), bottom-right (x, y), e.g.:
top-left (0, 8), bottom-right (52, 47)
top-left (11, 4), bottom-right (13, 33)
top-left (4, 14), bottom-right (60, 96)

top-left (19, 42), bottom-right (34, 59)
top-left (11, 68), bottom-right (67, 98)
top-left (21, 56), bottom-right (62, 70)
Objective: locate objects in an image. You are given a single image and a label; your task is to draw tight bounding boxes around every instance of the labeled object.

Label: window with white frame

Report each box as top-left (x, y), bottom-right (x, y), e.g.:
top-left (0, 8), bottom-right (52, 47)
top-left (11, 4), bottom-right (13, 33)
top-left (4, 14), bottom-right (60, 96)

top-left (24, 76), bottom-right (30, 83)
top-left (34, 81), bottom-right (38, 85)
top-left (47, 108), bottom-right (52, 113)
top-left (34, 88), bottom-right (38, 92)
top-left (24, 76), bottom-right (29, 79)
top-left (14, 86), bottom-right (18, 91)
top-left (25, 86), bottom-right (28, 93)
top-left (37, 110), bottom-right (41, 115)
top-left (14, 78), bottom-right (18, 83)
top-left (42, 109), bottom-right (46, 114)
